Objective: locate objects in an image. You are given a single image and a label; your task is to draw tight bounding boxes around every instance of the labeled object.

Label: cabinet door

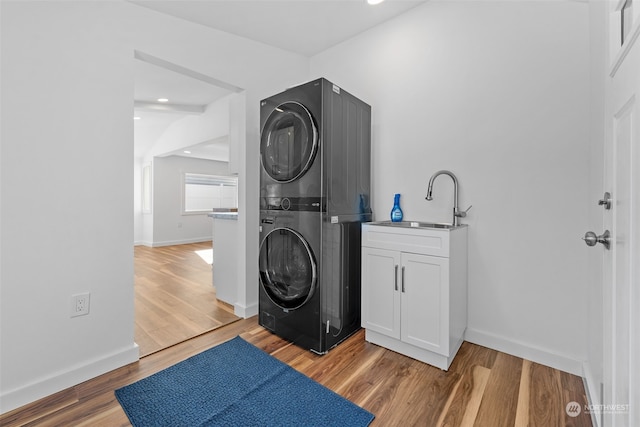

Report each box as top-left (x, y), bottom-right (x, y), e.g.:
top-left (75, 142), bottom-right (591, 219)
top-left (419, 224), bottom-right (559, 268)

top-left (400, 253), bottom-right (449, 355)
top-left (361, 247), bottom-right (401, 339)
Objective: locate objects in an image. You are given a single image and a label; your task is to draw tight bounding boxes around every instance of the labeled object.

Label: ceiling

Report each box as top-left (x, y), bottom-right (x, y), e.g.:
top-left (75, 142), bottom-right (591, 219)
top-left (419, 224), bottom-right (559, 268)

top-left (133, 55), bottom-right (236, 159)
top-left (132, 0), bottom-right (427, 160)
top-left (131, 0), bottom-right (427, 56)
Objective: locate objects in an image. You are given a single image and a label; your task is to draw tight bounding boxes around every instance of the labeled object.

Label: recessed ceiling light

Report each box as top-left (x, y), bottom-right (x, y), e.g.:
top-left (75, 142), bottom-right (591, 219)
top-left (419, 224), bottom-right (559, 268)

top-left (157, 98), bottom-right (169, 103)
top-left (133, 116), bottom-right (141, 120)
top-left (367, 0), bottom-right (384, 4)
top-left (183, 150), bottom-right (191, 154)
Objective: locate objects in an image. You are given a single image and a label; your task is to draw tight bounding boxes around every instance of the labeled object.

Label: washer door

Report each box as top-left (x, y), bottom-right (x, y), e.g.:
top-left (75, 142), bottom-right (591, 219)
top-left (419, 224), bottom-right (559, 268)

top-left (259, 227), bottom-right (317, 310)
top-left (260, 101), bottom-right (318, 183)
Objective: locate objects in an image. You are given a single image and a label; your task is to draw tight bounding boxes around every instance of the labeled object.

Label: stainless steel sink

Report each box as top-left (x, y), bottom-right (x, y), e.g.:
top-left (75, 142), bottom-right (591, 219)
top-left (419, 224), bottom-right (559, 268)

top-left (371, 220), bottom-right (459, 230)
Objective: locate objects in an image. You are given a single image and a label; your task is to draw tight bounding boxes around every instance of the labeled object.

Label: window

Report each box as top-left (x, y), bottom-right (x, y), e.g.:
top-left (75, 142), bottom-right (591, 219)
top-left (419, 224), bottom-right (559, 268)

top-left (183, 173), bottom-right (238, 213)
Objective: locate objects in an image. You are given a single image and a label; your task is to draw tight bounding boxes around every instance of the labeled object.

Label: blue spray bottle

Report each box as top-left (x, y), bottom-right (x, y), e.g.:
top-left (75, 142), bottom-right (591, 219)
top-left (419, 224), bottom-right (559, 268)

top-left (390, 193), bottom-right (403, 222)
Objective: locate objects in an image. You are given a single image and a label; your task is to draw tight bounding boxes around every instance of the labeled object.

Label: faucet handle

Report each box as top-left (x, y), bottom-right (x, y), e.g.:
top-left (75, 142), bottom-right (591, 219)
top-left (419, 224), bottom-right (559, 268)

top-left (456, 205), bottom-right (472, 218)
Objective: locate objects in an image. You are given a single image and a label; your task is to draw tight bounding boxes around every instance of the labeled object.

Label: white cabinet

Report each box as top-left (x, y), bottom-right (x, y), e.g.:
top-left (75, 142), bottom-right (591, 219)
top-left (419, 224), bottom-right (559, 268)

top-left (361, 223), bottom-right (467, 370)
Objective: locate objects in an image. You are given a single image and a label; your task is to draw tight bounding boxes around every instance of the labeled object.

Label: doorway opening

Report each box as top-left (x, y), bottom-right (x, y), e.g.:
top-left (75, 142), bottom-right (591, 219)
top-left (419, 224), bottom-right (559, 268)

top-left (132, 52), bottom-right (244, 357)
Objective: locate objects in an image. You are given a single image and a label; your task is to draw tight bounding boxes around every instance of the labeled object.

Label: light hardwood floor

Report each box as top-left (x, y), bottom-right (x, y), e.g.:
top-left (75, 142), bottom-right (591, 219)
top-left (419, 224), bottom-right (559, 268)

top-left (1, 317), bottom-right (592, 426)
top-left (134, 241), bottom-right (239, 356)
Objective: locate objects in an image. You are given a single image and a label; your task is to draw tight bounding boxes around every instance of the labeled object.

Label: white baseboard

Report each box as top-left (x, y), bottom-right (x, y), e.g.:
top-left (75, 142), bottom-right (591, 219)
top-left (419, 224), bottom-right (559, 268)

top-left (0, 343), bottom-right (139, 414)
top-left (234, 301), bottom-right (258, 319)
top-left (465, 327), bottom-right (583, 376)
top-left (150, 237), bottom-right (212, 247)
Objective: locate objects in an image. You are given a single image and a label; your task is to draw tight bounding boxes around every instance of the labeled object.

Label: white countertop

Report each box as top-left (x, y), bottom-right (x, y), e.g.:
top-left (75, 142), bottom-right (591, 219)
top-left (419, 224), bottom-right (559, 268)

top-left (208, 212), bottom-right (238, 220)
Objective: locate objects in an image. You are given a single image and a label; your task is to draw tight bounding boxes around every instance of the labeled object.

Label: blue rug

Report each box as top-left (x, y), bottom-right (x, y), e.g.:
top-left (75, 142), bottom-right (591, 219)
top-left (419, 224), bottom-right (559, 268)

top-left (115, 336), bottom-right (374, 426)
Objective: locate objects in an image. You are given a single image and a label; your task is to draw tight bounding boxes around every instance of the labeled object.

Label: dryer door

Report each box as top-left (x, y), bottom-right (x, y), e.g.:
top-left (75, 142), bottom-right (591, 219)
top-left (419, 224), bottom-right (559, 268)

top-left (260, 102), bottom-right (318, 183)
top-left (259, 227), bottom-right (317, 310)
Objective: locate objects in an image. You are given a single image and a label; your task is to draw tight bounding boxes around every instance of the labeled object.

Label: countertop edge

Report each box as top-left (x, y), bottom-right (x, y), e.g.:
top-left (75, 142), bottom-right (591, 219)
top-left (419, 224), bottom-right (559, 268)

top-left (208, 212), bottom-right (239, 220)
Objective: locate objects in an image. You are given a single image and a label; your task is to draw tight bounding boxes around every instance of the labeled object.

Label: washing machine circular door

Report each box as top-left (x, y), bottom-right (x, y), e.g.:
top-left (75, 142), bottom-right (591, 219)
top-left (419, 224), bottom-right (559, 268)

top-left (259, 227), bottom-right (317, 310)
top-left (260, 101), bottom-right (318, 183)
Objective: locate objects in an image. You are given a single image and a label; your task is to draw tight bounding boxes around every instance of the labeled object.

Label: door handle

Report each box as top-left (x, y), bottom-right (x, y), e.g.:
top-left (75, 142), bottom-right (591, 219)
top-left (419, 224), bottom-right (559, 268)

top-left (583, 230), bottom-right (611, 250)
top-left (401, 266), bottom-right (405, 293)
top-left (394, 265), bottom-right (398, 291)
top-left (598, 192), bottom-right (612, 210)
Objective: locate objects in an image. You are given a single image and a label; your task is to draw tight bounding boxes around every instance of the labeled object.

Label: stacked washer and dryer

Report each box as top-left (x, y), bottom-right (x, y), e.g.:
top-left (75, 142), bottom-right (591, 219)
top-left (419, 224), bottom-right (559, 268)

top-left (258, 78), bottom-right (371, 354)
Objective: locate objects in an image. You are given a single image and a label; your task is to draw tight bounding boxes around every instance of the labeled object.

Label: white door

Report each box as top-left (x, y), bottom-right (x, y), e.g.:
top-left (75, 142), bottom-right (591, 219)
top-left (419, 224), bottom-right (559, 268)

top-left (361, 247), bottom-right (401, 339)
top-left (601, 4), bottom-right (640, 426)
top-left (400, 253), bottom-right (449, 355)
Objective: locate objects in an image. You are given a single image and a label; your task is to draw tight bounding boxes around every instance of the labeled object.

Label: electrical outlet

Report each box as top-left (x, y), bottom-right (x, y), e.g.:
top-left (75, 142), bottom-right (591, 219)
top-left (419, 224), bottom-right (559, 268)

top-left (71, 292), bottom-right (90, 317)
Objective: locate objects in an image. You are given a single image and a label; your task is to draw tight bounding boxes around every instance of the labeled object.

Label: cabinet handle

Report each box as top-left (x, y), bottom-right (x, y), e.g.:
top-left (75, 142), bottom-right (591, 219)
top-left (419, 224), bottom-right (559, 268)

top-left (394, 265), bottom-right (398, 290)
top-left (401, 266), bottom-right (405, 293)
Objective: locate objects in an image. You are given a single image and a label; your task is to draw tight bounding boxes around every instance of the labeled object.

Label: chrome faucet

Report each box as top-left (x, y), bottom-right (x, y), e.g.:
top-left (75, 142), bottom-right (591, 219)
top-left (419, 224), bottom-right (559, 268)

top-left (425, 170), bottom-right (471, 226)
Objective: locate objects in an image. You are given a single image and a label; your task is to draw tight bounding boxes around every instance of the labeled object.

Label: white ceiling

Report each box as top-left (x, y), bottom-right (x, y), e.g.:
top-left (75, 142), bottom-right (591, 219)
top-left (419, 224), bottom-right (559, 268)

top-left (133, 56), bottom-right (236, 159)
top-left (132, 0), bottom-right (428, 160)
top-left (131, 0), bottom-right (427, 56)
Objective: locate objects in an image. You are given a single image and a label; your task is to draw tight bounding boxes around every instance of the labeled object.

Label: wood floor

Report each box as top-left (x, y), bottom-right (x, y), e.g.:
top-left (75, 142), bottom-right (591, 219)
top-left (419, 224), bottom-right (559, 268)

top-left (134, 241), bottom-right (239, 356)
top-left (1, 317), bottom-right (592, 427)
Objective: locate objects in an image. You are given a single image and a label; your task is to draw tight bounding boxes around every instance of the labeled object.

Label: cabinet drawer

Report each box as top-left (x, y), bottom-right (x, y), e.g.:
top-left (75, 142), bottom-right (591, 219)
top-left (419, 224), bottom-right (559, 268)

top-left (362, 224), bottom-right (450, 257)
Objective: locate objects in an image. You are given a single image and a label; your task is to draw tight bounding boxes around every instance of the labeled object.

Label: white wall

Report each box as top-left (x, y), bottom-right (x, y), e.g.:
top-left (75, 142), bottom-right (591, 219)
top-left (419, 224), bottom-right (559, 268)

top-left (311, 0), bottom-right (591, 374)
top-left (0, 1), bottom-right (138, 412)
top-left (151, 156), bottom-right (230, 246)
top-left (135, 95), bottom-right (231, 245)
top-left (0, 0), bottom-right (309, 413)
